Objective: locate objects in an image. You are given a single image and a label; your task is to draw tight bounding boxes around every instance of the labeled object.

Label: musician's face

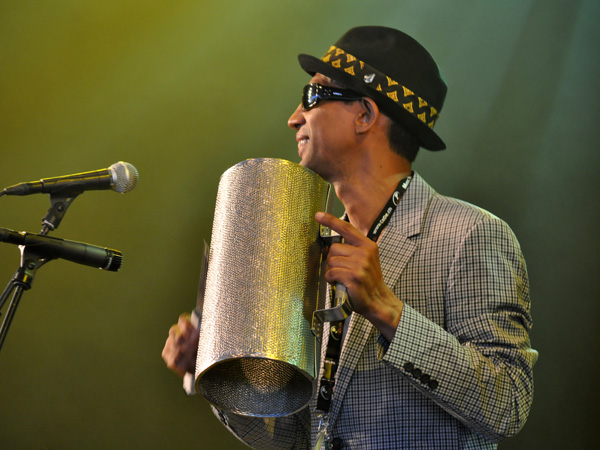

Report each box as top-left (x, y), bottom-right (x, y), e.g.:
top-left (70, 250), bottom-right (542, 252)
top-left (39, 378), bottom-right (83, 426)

top-left (288, 74), bottom-right (362, 182)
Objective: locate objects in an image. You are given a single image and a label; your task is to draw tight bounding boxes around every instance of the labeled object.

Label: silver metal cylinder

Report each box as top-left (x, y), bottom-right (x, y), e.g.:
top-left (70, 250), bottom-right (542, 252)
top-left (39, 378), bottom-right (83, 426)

top-left (195, 158), bottom-right (331, 417)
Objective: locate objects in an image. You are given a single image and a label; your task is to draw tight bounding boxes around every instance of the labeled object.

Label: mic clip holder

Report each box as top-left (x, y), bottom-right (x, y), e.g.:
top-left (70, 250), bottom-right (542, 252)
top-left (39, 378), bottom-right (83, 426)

top-left (41, 191), bottom-right (82, 234)
top-left (311, 225), bottom-right (353, 341)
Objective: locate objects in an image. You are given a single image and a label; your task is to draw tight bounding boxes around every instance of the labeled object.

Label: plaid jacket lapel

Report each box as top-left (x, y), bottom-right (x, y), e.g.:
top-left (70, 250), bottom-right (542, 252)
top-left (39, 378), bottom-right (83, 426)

top-left (379, 172), bottom-right (434, 286)
top-left (327, 172), bottom-right (435, 426)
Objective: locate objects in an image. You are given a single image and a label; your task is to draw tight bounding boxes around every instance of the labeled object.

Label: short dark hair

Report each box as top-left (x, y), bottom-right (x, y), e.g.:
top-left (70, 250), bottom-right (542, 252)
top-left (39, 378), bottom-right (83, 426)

top-left (387, 119), bottom-right (420, 162)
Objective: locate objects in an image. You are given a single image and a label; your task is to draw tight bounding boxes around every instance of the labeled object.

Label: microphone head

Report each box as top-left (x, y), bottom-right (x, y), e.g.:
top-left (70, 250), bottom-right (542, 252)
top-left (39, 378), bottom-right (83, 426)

top-left (109, 161), bottom-right (139, 193)
top-left (105, 249), bottom-right (123, 271)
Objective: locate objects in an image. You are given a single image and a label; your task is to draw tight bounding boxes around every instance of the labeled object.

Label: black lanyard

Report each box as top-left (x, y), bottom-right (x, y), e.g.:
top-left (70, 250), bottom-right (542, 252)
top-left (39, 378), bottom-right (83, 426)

top-left (316, 174), bottom-right (412, 414)
top-left (366, 175), bottom-right (412, 242)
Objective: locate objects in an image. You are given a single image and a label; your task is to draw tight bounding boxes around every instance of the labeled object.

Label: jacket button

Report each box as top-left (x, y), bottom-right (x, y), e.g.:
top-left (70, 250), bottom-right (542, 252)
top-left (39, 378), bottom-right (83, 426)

top-left (331, 437), bottom-right (344, 449)
top-left (412, 368), bottom-right (422, 379)
top-left (420, 373), bottom-right (431, 384)
top-left (428, 379), bottom-right (439, 390)
top-left (403, 362), bottom-right (414, 373)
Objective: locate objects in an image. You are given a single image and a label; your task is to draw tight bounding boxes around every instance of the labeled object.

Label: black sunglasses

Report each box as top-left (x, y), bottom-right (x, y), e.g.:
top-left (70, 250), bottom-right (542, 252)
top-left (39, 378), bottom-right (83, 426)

top-left (302, 83), bottom-right (363, 111)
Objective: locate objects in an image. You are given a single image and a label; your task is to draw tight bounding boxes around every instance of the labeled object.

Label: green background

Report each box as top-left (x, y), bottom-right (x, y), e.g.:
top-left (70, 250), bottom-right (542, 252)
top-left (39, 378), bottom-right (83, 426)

top-left (1, 1), bottom-right (598, 448)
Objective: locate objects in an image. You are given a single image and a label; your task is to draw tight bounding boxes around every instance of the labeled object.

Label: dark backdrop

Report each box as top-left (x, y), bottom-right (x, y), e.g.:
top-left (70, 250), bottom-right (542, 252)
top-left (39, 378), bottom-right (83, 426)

top-left (1, 1), bottom-right (598, 449)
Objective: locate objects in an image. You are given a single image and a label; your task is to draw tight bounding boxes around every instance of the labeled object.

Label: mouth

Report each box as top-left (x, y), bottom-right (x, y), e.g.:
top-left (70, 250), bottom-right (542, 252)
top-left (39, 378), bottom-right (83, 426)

top-left (296, 134), bottom-right (309, 160)
top-left (296, 132), bottom-right (309, 148)
top-left (298, 137), bottom-right (309, 148)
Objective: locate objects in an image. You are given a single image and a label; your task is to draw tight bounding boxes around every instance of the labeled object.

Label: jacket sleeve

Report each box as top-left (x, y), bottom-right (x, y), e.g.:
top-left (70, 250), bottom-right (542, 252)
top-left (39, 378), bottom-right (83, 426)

top-left (381, 214), bottom-right (538, 442)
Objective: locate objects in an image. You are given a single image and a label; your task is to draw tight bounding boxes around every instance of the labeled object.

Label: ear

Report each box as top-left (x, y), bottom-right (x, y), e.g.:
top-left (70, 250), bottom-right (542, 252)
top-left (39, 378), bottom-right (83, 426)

top-left (355, 97), bottom-right (380, 134)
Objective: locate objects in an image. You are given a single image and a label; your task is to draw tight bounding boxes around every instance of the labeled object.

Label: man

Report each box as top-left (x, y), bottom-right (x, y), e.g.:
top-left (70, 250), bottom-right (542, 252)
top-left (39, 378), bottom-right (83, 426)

top-left (163, 26), bottom-right (538, 449)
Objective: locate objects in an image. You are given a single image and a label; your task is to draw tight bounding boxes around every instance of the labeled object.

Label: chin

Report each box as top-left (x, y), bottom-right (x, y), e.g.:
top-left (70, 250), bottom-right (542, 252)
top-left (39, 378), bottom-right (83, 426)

top-left (298, 154), bottom-right (313, 170)
top-left (300, 159), bottom-right (317, 173)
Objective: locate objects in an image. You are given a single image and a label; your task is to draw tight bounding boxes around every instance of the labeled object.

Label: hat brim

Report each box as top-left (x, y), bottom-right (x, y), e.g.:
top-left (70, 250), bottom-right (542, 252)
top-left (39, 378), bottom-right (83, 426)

top-left (298, 54), bottom-right (446, 151)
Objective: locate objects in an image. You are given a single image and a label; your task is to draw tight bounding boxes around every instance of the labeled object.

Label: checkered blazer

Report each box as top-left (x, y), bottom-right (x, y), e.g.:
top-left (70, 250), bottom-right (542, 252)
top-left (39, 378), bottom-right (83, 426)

top-left (213, 172), bottom-right (538, 449)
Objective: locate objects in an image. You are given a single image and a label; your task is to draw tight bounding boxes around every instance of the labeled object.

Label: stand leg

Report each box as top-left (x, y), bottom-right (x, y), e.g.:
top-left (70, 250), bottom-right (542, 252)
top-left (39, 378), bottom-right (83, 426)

top-left (0, 282), bottom-right (25, 352)
top-left (0, 249), bottom-right (48, 355)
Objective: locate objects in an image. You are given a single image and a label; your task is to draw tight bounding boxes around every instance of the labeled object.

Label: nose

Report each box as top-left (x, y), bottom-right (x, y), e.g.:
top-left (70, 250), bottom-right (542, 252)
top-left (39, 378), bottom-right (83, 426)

top-left (287, 104), bottom-right (305, 130)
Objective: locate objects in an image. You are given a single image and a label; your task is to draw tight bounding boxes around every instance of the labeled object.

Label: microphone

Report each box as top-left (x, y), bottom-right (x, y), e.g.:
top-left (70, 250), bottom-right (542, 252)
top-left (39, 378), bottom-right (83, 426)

top-left (0, 161), bottom-right (139, 196)
top-left (0, 228), bottom-right (122, 271)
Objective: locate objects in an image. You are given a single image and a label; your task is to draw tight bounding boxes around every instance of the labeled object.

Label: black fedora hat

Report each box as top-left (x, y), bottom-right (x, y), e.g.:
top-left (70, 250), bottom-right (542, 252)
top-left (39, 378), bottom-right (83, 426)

top-left (298, 26), bottom-right (447, 150)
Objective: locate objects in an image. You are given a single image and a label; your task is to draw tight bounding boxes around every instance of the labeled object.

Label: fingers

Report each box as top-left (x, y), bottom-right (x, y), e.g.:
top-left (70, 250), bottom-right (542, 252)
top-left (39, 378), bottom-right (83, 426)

top-left (316, 211), bottom-right (379, 280)
top-left (323, 252), bottom-right (372, 294)
top-left (315, 212), bottom-right (366, 247)
top-left (176, 313), bottom-right (195, 338)
top-left (178, 312), bottom-right (191, 326)
top-left (162, 313), bottom-right (199, 378)
top-left (315, 211), bottom-right (387, 315)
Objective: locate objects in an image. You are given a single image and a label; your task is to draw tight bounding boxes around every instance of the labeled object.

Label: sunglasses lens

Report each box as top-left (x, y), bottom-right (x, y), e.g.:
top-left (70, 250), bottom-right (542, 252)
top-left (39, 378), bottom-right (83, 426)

top-left (302, 84), bottom-right (320, 110)
top-left (301, 84), bottom-right (361, 111)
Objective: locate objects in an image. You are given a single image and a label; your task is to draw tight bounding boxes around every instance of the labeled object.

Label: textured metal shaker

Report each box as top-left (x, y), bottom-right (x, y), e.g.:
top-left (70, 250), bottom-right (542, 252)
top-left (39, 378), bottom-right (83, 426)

top-left (195, 158), bottom-right (331, 417)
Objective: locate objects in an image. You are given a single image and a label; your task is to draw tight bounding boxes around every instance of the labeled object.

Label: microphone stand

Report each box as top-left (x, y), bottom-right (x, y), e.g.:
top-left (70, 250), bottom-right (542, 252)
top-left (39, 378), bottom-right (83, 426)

top-left (0, 191), bottom-right (81, 353)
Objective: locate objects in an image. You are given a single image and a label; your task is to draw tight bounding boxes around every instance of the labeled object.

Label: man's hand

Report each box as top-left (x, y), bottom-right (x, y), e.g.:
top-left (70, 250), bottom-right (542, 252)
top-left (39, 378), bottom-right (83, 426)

top-left (315, 211), bottom-right (404, 341)
top-left (162, 313), bottom-right (199, 378)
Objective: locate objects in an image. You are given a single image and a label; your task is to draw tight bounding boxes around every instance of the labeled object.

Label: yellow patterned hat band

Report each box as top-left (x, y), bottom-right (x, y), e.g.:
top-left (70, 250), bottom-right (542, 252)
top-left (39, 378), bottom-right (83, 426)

top-left (321, 46), bottom-right (439, 129)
